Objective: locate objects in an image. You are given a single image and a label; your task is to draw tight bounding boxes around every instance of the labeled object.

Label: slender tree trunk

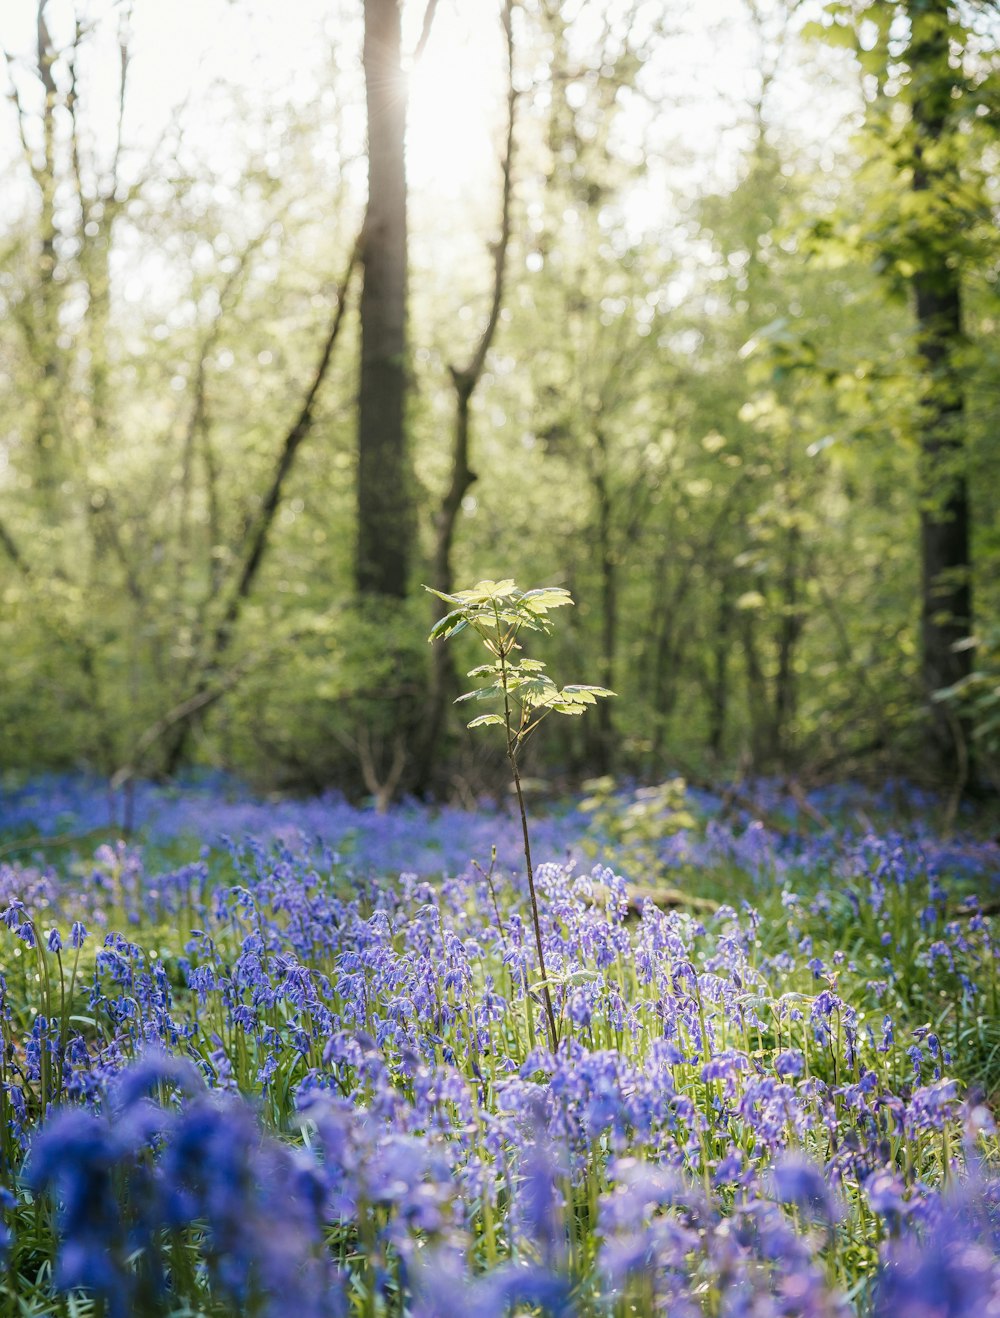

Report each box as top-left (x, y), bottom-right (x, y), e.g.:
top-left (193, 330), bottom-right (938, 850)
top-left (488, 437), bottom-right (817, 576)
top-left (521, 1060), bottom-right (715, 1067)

top-left (774, 518), bottom-right (801, 763)
top-left (908, 0), bottom-right (972, 771)
top-left (35, 0), bottom-right (62, 490)
top-left (593, 426), bottom-right (616, 774)
top-left (708, 584), bottom-right (734, 760)
top-left (417, 0), bottom-right (516, 793)
top-left (741, 611), bottom-right (770, 766)
top-left (356, 0), bottom-right (410, 598)
top-left (420, 380), bottom-right (475, 787)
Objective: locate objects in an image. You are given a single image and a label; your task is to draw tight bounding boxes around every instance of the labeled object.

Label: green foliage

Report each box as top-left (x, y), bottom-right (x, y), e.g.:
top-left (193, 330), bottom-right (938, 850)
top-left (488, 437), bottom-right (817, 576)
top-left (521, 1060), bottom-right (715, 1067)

top-left (427, 580), bottom-right (614, 741)
top-left (934, 625), bottom-right (1000, 775)
top-left (0, 1), bottom-right (998, 792)
top-left (427, 579), bottom-right (613, 1048)
top-left (579, 775), bottom-right (696, 875)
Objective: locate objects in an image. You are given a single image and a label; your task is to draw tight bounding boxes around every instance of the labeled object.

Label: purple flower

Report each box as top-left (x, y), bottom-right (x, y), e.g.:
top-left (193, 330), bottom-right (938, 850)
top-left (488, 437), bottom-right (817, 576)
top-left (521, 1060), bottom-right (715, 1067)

top-left (775, 1049), bottom-right (804, 1078)
top-left (771, 1152), bottom-right (840, 1223)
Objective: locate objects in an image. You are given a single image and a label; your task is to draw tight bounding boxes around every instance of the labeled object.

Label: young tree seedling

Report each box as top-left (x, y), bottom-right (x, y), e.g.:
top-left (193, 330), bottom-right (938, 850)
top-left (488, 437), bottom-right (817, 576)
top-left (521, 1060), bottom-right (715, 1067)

top-left (426, 579), bottom-right (614, 1051)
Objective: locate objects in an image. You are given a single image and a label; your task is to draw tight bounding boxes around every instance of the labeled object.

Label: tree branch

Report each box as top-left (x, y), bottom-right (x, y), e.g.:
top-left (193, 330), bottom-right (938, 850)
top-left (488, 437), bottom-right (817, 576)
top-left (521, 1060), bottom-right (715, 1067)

top-left (214, 231), bottom-right (362, 656)
top-left (151, 231), bottom-right (363, 776)
top-left (0, 517), bottom-right (29, 575)
top-left (411, 0), bottom-right (442, 65)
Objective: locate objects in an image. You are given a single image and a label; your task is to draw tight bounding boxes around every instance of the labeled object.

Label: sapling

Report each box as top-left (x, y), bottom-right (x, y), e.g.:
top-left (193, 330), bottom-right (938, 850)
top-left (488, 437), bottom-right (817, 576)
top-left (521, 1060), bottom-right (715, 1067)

top-left (426, 579), bottom-right (614, 1051)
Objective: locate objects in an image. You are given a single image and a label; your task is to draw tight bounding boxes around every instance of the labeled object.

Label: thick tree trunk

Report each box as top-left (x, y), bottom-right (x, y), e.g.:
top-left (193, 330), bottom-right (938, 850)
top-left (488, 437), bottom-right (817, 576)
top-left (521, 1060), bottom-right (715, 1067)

top-left (907, 0), bottom-right (972, 771)
top-left (356, 0), bottom-right (410, 599)
top-left (915, 277), bottom-right (970, 708)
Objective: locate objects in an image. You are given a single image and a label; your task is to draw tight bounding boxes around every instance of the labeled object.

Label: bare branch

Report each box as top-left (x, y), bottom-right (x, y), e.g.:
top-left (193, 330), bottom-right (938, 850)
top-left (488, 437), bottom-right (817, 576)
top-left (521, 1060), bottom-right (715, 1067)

top-left (355, 726), bottom-right (408, 813)
top-left (109, 1), bottom-right (134, 197)
top-left (411, 0), bottom-right (441, 65)
top-left (66, 16), bottom-right (89, 225)
top-left (215, 229), bottom-right (362, 651)
top-left (110, 664), bottom-right (249, 790)
top-left (177, 229), bottom-right (272, 586)
top-left (151, 230), bottom-right (363, 775)
top-left (2, 48), bottom-right (38, 178)
top-left (0, 517), bottom-right (30, 575)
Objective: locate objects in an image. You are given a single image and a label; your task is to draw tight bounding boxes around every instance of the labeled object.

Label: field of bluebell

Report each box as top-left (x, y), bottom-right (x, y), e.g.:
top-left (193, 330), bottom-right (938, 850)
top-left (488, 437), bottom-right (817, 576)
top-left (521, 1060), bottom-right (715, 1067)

top-left (1, 775), bottom-right (998, 1317)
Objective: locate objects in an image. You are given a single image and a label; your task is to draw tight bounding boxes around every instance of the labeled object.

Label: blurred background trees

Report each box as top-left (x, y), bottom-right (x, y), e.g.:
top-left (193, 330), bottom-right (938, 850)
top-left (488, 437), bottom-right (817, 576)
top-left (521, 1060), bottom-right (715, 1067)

top-left (1, 0), bottom-right (997, 800)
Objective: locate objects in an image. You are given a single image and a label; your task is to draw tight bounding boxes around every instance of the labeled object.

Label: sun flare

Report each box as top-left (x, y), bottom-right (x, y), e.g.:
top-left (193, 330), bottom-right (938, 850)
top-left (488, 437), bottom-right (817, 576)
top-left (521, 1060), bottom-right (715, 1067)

top-left (405, 2), bottom-right (506, 193)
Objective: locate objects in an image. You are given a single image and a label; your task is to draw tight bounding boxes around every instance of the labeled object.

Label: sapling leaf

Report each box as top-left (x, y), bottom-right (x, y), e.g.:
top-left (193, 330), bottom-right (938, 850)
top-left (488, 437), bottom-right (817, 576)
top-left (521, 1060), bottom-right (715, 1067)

top-left (424, 586), bottom-right (465, 606)
top-left (521, 587), bottom-right (574, 613)
top-left (455, 686), bottom-right (501, 703)
top-left (428, 609), bottom-right (469, 642)
top-left (467, 713), bottom-right (505, 729)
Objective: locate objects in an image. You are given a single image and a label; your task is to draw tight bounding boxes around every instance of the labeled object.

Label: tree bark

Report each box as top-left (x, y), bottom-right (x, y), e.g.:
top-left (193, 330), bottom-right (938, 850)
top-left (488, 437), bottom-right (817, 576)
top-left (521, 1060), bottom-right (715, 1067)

top-left (774, 516), bottom-right (801, 762)
top-left (741, 611), bottom-right (770, 766)
top-left (593, 425), bottom-right (616, 774)
top-left (708, 584), bottom-right (734, 761)
top-left (356, 0), bottom-right (410, 598)
top-left (907, 0), bottom-right (973, 771)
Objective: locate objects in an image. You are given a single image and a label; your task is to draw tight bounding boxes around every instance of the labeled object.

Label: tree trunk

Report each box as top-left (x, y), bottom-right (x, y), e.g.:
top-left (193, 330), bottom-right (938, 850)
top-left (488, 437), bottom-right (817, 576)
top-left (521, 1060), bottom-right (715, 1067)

top-left (708, 584), bottom-right (734, 760)
top-left (593, 426), bottom-right (616, 774)
top-left (741, 611), bottom-right (770, 767)
top-left (774, 517), bottom-right (801, 763)
top-left (415, 0), bottom-right (516, 794)
top-left (907, 0), bottom-right (972, 771)
top-left (419, 380), bottom-right (476, 789)
top-left (35, 0), bottom-right (62, 490)
top-left (356, 0), bottom-right (410, 599)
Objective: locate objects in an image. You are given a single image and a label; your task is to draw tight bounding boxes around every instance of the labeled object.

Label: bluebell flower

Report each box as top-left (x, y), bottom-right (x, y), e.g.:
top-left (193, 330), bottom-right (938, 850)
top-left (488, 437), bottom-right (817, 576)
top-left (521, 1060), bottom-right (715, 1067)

top-left (770, 1152), bottom-right (840, 1223)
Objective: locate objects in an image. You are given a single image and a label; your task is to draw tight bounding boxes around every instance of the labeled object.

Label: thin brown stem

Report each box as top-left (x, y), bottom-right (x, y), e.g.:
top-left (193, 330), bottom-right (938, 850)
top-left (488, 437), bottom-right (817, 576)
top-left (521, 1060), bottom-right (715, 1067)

top-left (498, 626), bottom-right (558, 1052)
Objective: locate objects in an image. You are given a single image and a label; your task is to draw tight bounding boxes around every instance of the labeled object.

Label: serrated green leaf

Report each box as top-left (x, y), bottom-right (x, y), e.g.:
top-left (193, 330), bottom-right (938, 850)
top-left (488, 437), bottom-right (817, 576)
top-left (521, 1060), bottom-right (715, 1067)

top-left (510, 674), bottom-right (559, 702)
top-left (455, 685), bottom-right (501, 703)
top-left (424, 585), bottom-right (464, 606)
top-left (466, 713), bottom-right (505, 729)
top-left (467, 662), bottom-right (502, 678)
top-left (521, 587), bottom-right (574, 613)
top-left (459, 578), bottom-right (518, 603)
top-left (428, 610), bottom-right (469, 642)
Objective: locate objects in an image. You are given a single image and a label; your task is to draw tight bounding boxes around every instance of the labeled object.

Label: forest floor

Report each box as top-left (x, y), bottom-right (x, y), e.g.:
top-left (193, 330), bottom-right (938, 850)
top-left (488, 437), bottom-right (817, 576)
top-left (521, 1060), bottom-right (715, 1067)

top-left (0, 774), bottom-right (998, 1316)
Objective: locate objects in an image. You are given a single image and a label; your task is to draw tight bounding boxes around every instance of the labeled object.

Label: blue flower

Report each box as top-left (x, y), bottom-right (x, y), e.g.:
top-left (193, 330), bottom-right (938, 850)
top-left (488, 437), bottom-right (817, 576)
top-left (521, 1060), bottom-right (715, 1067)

top-left (770, 1152), bottom-right (840, 1223)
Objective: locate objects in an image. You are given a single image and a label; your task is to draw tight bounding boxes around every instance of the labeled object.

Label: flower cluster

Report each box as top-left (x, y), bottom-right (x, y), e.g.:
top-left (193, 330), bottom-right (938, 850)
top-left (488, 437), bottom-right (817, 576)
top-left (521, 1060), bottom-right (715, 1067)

top-left (0, 776), bottom-right (997, 1315)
